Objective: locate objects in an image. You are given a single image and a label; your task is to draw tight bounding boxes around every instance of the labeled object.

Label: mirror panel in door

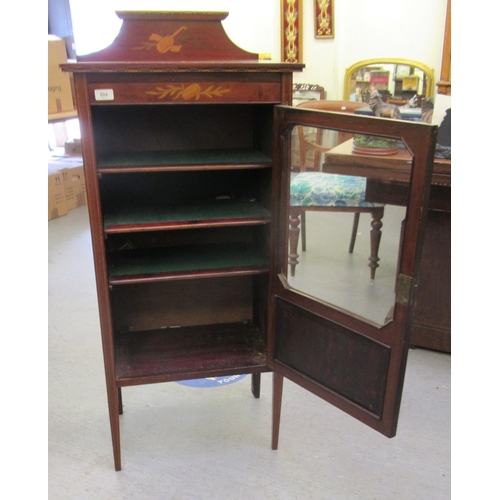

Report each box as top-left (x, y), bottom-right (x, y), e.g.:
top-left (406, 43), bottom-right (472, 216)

top-left (285, 126), bottom-right (411, 327)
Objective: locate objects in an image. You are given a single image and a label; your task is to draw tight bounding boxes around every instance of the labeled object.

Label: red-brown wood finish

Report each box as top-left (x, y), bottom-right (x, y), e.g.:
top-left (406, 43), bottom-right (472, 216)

top-left (63, 11), bottom-right (303, 471)
top-left (77, 11), bottom-right (258, 63)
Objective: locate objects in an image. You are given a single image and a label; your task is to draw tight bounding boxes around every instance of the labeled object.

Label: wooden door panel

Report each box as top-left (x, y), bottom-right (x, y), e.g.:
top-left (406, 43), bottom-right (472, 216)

top-left (274, 298), bottom-right (390, 416)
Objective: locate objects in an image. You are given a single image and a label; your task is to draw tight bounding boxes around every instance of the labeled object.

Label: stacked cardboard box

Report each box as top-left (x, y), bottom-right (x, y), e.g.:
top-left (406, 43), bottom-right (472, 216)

top-left (48, 158), bottom-right (87, 220)
top-left (48, 36), bottom-right (75, 116)
top-left (48, 165), bottom-right (68, 221)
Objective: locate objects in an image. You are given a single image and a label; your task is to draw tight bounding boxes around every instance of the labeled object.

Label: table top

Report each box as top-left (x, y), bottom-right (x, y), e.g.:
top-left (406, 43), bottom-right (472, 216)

top-left (323, 139), bottom-right (451, 187)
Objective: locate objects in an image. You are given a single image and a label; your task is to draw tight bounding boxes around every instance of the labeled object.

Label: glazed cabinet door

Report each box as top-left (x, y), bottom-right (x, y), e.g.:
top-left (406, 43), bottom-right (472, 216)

top-left (269, 105), bottom-right (437, 445)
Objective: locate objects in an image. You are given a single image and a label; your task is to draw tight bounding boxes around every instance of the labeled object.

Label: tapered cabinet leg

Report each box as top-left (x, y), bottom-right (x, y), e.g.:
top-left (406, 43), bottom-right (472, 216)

top-left (251, 373), bottom-right (261, 398)
top-left (110, 415), bottom-right (121, 471)
top-left (272, 372), bottom-right (284, 450)
top-left (118, 387), bottom-right (123, 415)
top-left (106, 384), bottom-right (122, 471)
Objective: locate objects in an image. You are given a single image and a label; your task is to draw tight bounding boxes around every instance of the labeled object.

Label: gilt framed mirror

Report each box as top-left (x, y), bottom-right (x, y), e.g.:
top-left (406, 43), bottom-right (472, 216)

top-left (343, 59), bottom-right (434, 105)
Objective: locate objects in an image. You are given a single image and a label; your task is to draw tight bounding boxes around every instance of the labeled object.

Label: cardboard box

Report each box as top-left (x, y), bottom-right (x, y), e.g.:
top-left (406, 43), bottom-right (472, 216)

top-left (61, 164), bottom-right (86, 210)
top-left (48, 36), bottom-right (75, 114)
top-left (48, 158), bottom-right (87, 220)
top-left (64, 138), bottom-right (82, 156)
top-left (48, 164), bottom-right (68, 220)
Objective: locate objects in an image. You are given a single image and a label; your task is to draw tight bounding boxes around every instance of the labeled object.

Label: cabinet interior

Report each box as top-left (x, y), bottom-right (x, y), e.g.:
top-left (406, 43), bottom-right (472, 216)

top-left (91, 104), bottom-right (274, 168)
top-left (110, 272), bottom-right (269, 385)
top-left (92, 103), bottom-right (274, 384)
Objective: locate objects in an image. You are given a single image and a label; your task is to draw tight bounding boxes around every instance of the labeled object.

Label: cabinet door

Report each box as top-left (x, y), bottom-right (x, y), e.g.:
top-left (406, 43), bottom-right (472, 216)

top-left (269, 105), bottom-right (437, 441)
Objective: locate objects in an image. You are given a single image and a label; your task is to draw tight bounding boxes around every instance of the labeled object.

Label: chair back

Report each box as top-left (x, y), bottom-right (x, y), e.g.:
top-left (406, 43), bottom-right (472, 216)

top-left (294, 100), bottom-right (366, 171)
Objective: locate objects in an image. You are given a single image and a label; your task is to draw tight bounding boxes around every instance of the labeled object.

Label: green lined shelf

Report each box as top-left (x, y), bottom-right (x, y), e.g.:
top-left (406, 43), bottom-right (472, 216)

top-left (104, 200), bottom-right (271, 233)
top-left (98, 149), bottom-right (272, 172)
top-left (108, 243), bottom-right (269, 284)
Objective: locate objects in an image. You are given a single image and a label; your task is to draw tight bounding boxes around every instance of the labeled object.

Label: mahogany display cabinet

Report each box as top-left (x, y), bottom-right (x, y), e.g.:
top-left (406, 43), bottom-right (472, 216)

top-left (62, 11), bottom-right (438, 470)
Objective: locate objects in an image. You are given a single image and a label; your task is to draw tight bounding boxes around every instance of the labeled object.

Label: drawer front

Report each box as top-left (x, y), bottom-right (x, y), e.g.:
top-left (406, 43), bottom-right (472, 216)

top-left (89, 81), bottom-right (281, 104)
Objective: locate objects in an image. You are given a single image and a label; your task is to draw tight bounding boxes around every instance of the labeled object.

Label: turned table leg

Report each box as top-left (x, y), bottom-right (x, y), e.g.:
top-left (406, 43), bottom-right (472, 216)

top-left (288, 210), bottom-right (301, 277)
top-left (369, 207), bottom-right (384, 279)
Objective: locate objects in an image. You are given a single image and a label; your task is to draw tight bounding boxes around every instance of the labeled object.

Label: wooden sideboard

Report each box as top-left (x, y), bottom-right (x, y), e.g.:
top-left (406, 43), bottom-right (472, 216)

top-left (324, 140), bottom-right (451, 353)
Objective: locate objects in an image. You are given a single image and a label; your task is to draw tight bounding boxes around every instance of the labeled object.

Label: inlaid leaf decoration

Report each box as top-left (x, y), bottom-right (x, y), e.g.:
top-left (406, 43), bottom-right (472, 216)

top-left (146, 84), bottom-right (231, 101)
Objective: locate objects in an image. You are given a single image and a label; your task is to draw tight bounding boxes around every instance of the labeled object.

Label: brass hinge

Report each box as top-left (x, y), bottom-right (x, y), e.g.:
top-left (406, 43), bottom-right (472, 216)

top-left (396, 274), bottom-right (414, 306)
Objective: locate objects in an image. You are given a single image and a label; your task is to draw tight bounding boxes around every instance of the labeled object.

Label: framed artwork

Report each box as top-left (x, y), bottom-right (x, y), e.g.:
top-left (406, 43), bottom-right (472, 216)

top-left (315, 0), bottom-right (334, 39)
top-left (281, 0), bottom-right (303, 63)
top-left (292, 83), bottom-right (326, 106)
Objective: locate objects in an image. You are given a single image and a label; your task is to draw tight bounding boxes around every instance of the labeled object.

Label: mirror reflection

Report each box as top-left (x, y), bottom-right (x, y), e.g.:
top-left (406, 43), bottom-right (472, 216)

top-left (344, 59), bottom-right (434, 106)
top-left (286, 123), bottom-right (412, 326)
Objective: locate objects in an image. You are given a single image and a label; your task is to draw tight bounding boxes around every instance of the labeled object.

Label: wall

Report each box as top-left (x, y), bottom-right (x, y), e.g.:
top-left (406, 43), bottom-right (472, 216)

top-left (69, 0), bottom-right (448, 99)
top-left (332, 0), bottom-right (448, 99)
top-left (294, 0), bottom-right (448, 99)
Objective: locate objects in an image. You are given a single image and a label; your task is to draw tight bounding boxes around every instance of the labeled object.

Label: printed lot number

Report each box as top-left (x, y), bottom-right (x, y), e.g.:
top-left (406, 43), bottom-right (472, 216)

top-left (95, 89), bottom-right (115, 101)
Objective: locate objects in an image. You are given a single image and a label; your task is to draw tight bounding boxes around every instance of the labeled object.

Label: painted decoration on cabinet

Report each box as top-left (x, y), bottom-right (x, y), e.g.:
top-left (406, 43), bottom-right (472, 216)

top-left (133, 27), bottom-right (188, 54)
top-left (146, 84), bottom-right (231, 101)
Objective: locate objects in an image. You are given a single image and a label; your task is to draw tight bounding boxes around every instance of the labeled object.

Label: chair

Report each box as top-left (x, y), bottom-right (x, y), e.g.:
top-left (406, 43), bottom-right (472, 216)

top-left (289, 100), bottom-right (384, 280)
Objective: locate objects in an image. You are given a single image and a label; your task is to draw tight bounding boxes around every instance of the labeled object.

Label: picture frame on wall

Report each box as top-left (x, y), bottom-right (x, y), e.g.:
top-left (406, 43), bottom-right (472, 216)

top-left (315, 0), bottom-right (334, 39)
top-left (281, 0), bottom-right (303, 63)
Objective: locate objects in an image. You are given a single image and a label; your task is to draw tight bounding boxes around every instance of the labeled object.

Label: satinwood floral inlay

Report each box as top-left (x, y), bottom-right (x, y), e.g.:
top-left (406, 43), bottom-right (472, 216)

top-left (145, 84), bottom-right (231, 101)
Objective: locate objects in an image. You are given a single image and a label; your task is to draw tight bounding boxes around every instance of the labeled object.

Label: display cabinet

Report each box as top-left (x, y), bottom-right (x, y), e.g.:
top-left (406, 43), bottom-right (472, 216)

top-left (63, 11), bottom-right (438, 470)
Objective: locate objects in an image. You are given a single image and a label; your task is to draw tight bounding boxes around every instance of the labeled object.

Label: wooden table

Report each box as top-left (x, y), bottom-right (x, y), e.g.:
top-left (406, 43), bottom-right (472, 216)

top-left (324, 140), bottom-right (451, 353)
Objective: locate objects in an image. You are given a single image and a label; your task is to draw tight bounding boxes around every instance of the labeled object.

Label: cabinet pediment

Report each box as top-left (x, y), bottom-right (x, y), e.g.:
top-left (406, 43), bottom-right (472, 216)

top-left (76, 11), bottom-right (258, 63)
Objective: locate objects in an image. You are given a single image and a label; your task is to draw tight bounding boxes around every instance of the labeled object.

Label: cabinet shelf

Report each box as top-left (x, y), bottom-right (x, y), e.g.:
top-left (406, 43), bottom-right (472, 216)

top-left (108, 243), bottom-right (269, 284)
top-left (97, 149), bottom-right (272, 172)
top-left (104, 200), bottom-right (271, 233)
top-left (115, 322), bottom-right (267, 386)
